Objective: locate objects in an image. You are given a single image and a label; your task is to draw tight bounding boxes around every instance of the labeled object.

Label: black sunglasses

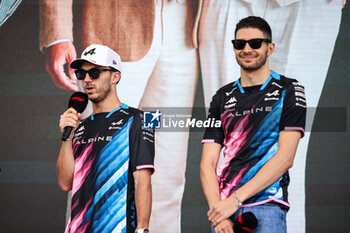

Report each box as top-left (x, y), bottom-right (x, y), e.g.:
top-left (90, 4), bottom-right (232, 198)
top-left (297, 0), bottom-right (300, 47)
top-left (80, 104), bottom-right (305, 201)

top-left (231, 38), bottom-right (271, 50)
top-left (74, 67), bottom-right (115, 80)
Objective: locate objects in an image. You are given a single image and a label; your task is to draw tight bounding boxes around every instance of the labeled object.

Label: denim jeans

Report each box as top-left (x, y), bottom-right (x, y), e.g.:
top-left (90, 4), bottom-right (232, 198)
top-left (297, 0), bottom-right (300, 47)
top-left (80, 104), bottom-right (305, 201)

top-left (211, 203), bottom-right (287, 233)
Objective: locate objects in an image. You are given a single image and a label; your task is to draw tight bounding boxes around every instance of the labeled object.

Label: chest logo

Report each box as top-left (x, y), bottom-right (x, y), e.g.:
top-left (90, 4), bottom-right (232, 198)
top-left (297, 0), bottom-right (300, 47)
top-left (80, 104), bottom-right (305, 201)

top-left (271, 82), bottom-right (282, 88)
top-left (225, 97), bottom-right (237, 104)
top-left (225, 87), bottom-right (237, 96)
top-left (111, 119), bottom-right (123, 126)
top-left (120, 109), bottom-right (129, 115)
top-left (266, 90), bottom-right (279, 97)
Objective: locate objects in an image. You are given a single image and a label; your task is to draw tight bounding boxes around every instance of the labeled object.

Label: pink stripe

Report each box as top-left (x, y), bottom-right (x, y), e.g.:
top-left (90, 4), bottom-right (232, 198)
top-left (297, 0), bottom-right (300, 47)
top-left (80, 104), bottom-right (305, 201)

top-left (69, 197), bottom-right (93, 233)
top-left (136, 165), bottom-right (155, 174)
top-left (218, 112), bottom-right (252, 178)
top-left (72, 142), bottom-right (94, 195)
top-left (201, 139), bottom-right (215, 143)
top-left (284, 126), bottom-right (305, 138)
top-left (76, 217), bottom-right (91, 233)
top-left (136, 165), bottom-right (154, 170)
top-left (220, 163), bottom-right (249, 200)
top-left (71, 198), bottom-right (79, 211)
top-left (241, 199), bottom-right (290, 208)
top-left (218, 110), bottom-right (254, 200)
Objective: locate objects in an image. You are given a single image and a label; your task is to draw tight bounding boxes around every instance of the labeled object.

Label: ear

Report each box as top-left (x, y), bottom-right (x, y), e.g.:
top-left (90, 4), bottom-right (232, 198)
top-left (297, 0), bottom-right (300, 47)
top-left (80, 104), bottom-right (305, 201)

top-left (111, 71), bottom-right (121, 85)
top-left (267, 42), bottom-right (275, 56)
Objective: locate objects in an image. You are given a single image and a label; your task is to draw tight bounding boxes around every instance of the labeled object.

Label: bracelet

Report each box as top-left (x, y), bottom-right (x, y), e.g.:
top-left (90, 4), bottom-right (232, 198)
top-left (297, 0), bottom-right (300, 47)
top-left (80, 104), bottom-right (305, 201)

top-left (65, 137), bottom-right (74, 141)
top-left (234, 191), bottom-right (242, 207)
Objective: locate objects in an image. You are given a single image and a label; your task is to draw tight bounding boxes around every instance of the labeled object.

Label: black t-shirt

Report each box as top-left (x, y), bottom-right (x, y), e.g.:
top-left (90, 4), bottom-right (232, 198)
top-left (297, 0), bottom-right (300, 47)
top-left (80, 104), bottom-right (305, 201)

top-left (202, 71), bottom-right (306, 208)
top-left (65, 103), bottom-right (155, 233)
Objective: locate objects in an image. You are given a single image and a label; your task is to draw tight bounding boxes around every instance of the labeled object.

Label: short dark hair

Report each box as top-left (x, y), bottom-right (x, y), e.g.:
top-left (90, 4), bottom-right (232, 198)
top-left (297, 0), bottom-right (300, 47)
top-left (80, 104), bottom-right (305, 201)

top-left (109, 67), bottom-right (120, 73)
top-left (235, 16), bottom-right (272, 41)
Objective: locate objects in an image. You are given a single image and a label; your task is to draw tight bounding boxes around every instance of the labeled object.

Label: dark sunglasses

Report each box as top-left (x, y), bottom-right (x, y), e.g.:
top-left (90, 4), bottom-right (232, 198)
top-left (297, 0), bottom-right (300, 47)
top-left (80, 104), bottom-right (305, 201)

top-left (74, 67), bottom-right (115, 80)
top-left (231, 38), bottom-right (271, 50)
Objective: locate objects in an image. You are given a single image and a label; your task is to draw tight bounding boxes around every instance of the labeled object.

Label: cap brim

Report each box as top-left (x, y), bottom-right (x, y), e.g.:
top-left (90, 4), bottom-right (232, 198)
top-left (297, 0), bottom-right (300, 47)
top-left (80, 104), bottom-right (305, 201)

top-left (70, 59), bottom-right (89, 69)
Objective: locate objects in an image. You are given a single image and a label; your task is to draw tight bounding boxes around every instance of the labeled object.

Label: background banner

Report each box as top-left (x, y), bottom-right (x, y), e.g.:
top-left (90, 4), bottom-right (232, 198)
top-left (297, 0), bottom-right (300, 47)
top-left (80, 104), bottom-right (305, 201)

top-left (0, 1), bottom-right (349, 232)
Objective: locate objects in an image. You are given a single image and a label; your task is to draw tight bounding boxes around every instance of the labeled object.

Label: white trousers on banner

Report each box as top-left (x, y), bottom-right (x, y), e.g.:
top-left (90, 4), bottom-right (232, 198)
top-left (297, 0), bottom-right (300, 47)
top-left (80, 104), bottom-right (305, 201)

top-left (118, 1), bottom-right (199, 232)
top-left (199, 0), bottom-right (342, 232)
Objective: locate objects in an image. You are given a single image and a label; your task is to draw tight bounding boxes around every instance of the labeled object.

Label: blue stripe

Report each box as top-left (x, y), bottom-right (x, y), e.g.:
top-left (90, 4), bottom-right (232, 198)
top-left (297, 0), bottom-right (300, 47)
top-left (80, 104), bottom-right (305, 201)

top-left (233, 79), bottom-right (245, 93)
top-left (92, 183), bottom-right (128, 232)
top-left (81, 174), bottom-right (127, 230)
top-left (91, 119), bottom-right (133, 208)
top-left (95, 142), bottom-right (129, 187)
top-left (93, 159), bottom-right (128, 209)
top-left (80, 116), bottom-right (133, 230)
top-left (94, 117), bottom-right (133, 184)
top-left (106, 103), bottom-right (129, 118)
top-left (250, 90), bottom-right (286, 145)
top-left (233, 70), bottom-right (280, 93)
top-left (270, 70), bottom-right (280, 80)
top-left (91, 103), bottom-right (130, 120)
top-left (260, 70), bottom-right (280, 90)
top-left (80, 155), bottom-right (129, 230)
top-left (239, 142), bottom-right (279, 186)
top-left (260, 75), bottom-right (272, 90)
top-left (260, 70), bottom-right (281, 91)
top-left (251, 177), bottom-right (284, 203)
top-left (234, 90), bottom-right (287, 199)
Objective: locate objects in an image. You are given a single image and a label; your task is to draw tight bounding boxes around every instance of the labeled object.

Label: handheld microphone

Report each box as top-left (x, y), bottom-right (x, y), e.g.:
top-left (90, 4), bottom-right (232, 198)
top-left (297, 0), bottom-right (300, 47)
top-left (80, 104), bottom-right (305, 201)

top-left (61, 92), bottom-right (88, 141)
top-left (233, 212), bottom-right (258, 233)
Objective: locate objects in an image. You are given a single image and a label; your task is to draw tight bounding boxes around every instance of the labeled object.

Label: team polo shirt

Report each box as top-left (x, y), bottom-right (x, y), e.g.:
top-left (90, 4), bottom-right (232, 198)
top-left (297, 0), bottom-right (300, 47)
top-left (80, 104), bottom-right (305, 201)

top-left (202, 71), bottom-right (306, 208)
top-left (65, 103), bottom-right (155, 233)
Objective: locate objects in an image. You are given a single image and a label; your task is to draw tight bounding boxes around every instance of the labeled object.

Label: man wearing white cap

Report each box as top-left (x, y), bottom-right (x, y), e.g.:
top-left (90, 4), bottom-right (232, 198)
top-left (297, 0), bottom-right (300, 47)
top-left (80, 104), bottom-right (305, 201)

top-left (40, 2), bottom-right (200, 231)
top-left (57, 44), bottom-right (154, 233)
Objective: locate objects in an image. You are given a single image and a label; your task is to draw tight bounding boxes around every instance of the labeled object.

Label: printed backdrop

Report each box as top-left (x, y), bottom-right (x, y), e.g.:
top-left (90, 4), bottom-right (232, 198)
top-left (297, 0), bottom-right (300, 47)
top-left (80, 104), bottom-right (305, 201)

top-left (0, 1), bottom-right (349, 233)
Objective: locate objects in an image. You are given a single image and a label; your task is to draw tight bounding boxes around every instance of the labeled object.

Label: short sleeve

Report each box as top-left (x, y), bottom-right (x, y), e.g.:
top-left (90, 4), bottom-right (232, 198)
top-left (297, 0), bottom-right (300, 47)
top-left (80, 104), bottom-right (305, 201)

top-left (202, 93), bottom-right (225, 145)
top-left (280, 81), bottom-right (307, 137)
top-left (129, 111), bottom-right (155, 174)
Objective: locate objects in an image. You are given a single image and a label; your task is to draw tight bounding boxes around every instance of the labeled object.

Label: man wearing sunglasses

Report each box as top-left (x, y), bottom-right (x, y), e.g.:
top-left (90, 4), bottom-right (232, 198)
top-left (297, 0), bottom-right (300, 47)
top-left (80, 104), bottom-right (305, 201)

top-left (57, 44), bottom-right (154, 233)
top-left (200, 16), bottom-right (306, 233)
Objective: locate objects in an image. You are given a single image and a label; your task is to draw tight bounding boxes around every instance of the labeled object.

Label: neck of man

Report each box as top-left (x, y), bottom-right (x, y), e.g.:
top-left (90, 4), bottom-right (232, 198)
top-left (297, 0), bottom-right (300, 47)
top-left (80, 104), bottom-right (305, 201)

top-left (240, 63), bottom-right (271, 87)
top-left (92, 92), bottom-right (122, 114)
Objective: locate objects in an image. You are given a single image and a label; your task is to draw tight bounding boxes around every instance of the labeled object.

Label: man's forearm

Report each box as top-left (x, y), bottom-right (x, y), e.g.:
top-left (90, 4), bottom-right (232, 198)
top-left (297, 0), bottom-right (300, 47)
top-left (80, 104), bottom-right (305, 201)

top-left (134, 171), bottom-right (152, 228)
top-left (39, 0), bottom-right (73, 51)
top-left (235, 131), bottom-right (300, 203)
top-left (200, 143), bottom-right (223, 208)
top-left (200, 164), bottom-right (221, 208)
top-left (207, 132), bottom-right (302, 227)
top-left (56, 141), bottom-right (75, 192)
top-left (235, 149), bottom-right (293, 203)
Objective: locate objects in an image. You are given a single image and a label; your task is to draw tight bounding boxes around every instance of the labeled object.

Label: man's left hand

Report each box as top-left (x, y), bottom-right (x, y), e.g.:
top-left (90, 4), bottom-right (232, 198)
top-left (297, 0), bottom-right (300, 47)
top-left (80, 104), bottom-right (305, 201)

top-left (208, 197), bottom-right (240, 227)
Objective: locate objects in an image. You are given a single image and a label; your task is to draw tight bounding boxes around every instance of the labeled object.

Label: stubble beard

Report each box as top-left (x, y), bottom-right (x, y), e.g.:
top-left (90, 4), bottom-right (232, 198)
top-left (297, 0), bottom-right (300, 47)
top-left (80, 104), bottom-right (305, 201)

top-left (88, 80), bottom-right (112, 104)
top-left (237, 50), bottom-right (268, 72)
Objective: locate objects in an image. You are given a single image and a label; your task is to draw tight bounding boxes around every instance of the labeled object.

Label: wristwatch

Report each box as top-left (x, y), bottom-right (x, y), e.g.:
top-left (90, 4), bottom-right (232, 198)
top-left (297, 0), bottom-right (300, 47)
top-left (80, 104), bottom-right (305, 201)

top-left (135, 229), bottom-right (149, 233)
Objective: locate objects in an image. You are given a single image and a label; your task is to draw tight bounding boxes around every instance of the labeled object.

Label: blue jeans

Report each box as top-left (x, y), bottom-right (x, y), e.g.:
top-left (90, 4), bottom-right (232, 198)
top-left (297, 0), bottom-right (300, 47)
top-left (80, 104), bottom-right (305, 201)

top-left (211, 203), bottom-right (287, 233)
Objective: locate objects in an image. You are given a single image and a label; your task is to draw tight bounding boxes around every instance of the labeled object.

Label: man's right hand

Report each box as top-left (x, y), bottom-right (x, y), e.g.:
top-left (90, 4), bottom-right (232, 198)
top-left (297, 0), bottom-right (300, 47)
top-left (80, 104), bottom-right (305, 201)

top-left (213, 219), bottom-right (234, 233)
top-left (45, 41), bottom-right (78, 91)
top-left (59, 108), bottom-right (82, 139)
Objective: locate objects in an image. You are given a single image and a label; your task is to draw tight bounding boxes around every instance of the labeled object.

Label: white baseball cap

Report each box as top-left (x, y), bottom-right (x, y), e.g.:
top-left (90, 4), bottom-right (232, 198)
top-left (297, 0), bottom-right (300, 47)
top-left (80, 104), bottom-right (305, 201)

top-left (70, 44), bottom-right (122, 73)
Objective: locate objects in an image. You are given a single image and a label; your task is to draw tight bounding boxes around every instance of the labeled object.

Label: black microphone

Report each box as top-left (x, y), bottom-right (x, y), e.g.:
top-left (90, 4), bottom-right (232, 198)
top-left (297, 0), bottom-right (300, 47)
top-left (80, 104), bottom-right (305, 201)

top-left (61, 92), bottom-right (88, 141)
top-left (233, 212), bottom-right (258, 233)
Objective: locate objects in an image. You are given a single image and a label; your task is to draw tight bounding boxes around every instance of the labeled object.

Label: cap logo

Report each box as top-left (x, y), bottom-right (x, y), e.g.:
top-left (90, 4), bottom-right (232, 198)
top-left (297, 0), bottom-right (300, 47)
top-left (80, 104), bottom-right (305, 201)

top-left (113, 60), bottom-right (117, 65)
top-left (84, 48), bottom-right (96, 56)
